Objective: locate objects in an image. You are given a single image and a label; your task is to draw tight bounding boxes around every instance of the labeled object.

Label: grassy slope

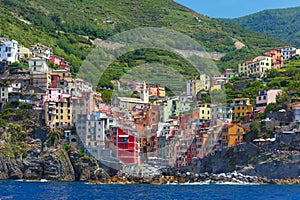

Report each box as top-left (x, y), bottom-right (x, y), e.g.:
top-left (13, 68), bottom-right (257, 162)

top-left (1, 0), bottom-right (282, 63)
top-left (223, 6), bottom-right (300, 47)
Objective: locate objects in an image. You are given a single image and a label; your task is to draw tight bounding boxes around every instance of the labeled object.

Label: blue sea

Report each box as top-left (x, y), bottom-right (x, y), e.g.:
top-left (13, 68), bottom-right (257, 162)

top-left (1, 181), bottom-right (300, 200)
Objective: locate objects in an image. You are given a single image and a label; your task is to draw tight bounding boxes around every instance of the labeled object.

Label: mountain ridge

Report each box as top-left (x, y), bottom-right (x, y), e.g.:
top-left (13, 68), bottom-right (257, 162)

top-left (222, 6), bottom-right (300, 47)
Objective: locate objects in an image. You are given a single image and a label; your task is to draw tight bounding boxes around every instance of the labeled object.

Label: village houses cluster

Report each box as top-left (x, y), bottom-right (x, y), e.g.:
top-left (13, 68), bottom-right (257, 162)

top-left (1, 37), bottom-right (300, 168)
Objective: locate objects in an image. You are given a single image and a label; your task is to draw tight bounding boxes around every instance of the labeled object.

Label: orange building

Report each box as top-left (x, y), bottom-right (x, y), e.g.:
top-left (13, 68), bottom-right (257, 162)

top-left (265, 49), bottom-right (284, 69)
top-left (221, 124), bottom-right (249, 148)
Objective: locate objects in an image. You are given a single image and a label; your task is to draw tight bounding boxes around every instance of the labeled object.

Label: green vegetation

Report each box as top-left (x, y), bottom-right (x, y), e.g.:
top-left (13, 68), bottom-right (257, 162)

top-left (223, 6), bottom-right (300, 47)
top-left (0, 124), bottom-right (28, 157)
top-left (1, 1), bottom-right (283, 68)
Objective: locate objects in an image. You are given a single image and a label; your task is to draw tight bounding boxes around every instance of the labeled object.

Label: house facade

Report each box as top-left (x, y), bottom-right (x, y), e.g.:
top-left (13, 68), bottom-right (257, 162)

top-left (280, 46), bottom-right (296, 60)
top-left (231, 98), bottom-right (253, 122)
top-left (44, 88), bottom-right (72, 127)
top-left (256, 89), bottom-right (282, 111)
top-left (18, 45), bottom-right (32, 61)
top-left (265, 49), bottom-right (283, 69)
top-left (238, 56), bottom-right (272, 77)
top-left (221, 124), bottom-right (247, 148)
top-left (28, 58), bottom-right (51, 89)
top-left (30, 43), bottom-right (53, 61)
top-left (198, 103), bottom-right (212, 121)
top-left (187, 74), bottom-right (211, 96)
top-left (0, 38), bottom-right (19, 64)
top-left (211, 106), bottom-right (232, 123)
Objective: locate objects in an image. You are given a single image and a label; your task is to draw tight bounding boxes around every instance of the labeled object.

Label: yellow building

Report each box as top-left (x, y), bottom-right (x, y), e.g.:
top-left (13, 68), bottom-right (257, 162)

top-left (187, 74), bottom-right (211, 96)
top-left (44, 89), bottom-right (72, 127)
top-left (18, 45), bottom-right (33, 61)
top-left (221, 124), bottom-right (248, 148)
top-left (198, 103), bottom-right (212, 121)
top-left (231, 98), bottom-right (253, 122)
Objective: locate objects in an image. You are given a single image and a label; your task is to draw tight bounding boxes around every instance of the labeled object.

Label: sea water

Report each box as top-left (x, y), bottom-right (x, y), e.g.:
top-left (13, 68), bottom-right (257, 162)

top-left (0, 180), bottom-right (300, 200)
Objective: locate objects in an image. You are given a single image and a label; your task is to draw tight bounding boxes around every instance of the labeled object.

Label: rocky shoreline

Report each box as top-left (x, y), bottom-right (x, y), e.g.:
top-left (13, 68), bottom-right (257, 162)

top-left (88, 171), bottom-right (300, 185)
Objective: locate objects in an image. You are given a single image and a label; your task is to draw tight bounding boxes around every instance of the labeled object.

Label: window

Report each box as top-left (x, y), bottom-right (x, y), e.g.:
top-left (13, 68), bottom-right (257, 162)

top-left (61, 116), bottom-right (63, 120)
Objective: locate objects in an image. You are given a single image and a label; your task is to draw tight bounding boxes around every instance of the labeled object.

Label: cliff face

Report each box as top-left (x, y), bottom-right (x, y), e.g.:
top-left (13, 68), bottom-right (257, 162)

top-left (0, 110), bottom-right (109, 181)
top-left (194, 141), bottom-right (300, 179)
top-left (0, 140), bottom-right (109, 181)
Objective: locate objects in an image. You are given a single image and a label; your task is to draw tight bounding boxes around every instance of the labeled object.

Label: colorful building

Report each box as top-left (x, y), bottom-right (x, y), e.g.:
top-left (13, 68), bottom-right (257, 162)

top-left (44, 88), bottom-right (72, 127)
top-left (49, 55), bottom-right (70, 71)
top-left (231, 98), bottom-right (253, 122)
top-left (198, 103), bottom-right (212, 121)
top-left (110, 126), bottom-right (139, 164)
top-left (146, 83), bottom-right (165, 97)
top-left (256, 89), bottom-right (282, 111)
top-left (265, 49), bottom-right (283, 69)
top-left (221, 124), bottom-right (248, 148)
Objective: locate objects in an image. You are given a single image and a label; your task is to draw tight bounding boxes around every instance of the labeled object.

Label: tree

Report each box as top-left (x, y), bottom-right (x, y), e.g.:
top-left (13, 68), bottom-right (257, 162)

top-left (244, 119), bottom-right (261, 142)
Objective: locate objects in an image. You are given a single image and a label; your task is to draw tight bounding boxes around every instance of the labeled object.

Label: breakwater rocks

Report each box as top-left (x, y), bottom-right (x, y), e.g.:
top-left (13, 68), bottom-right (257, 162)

top-left (89, 172), bottom-right (300, 185)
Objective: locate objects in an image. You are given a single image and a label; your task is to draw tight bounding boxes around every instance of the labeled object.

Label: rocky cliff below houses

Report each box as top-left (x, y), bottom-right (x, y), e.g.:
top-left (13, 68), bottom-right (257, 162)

top-left (193, 142), bottom-right (300, 179)
top-left (0, 116), bottom-right (109, 182)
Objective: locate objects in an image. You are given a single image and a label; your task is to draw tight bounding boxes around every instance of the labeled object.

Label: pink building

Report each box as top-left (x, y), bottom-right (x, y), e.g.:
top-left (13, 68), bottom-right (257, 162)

top-left (50, 55), bottom-right (70, 71)
top-left (256, 89), bottom-right (282, 111)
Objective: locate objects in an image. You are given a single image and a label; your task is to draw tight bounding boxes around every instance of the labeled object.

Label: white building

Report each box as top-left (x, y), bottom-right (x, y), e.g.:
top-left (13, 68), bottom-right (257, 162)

top-left (238, 56), bottom-right (272, 77)
top-left (30, 43), bottom-right (53, 60)
top-left (280, 46), bottom-right (297, 60)
top-left (76, 113), bottom-right (107, 148)
top-left (0, 38), bottom-right (19, 64)
top-left (117, 81), bottom-right (149, 110)
top-left (28, 58), bottom-right (51, 89)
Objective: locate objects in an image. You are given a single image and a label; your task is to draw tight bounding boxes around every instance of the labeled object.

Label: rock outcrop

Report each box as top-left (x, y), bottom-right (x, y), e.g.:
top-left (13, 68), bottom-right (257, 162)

top-left (69, 152), bottom-right (110, 181)
top-left (0, 137), bottom-right (108, 181)
top-left (194, 143), bottom-right (300, 179)
top-left (42, 148), bottom-right (75, 181)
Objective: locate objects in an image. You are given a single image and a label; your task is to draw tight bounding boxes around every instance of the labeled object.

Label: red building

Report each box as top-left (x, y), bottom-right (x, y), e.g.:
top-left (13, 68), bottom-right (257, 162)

top-left (50, 55), bottom-right (71, 71)
top-left (110, 126), bottom-right (139, 164)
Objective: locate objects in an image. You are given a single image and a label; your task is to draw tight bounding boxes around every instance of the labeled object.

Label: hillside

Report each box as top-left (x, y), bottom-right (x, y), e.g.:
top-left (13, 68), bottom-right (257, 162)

top-left (1, 1), bottom-right (283, 65)
top-left (223, 6), bottom-right (300, 47)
